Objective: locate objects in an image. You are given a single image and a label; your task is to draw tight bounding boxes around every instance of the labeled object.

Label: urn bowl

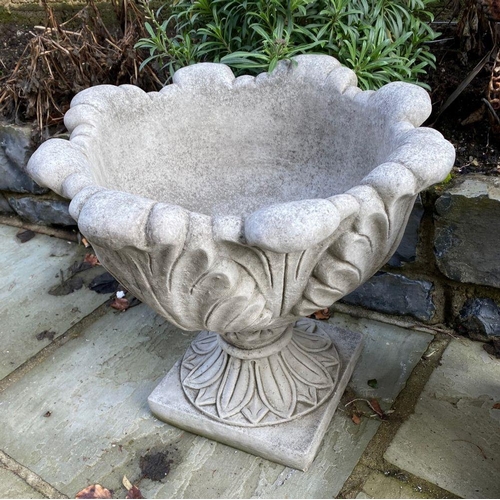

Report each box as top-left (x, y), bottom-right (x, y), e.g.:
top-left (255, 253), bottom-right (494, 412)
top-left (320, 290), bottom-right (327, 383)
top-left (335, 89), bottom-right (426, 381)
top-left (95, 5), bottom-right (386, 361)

top-left (28, 55), bottom-right (454, 346)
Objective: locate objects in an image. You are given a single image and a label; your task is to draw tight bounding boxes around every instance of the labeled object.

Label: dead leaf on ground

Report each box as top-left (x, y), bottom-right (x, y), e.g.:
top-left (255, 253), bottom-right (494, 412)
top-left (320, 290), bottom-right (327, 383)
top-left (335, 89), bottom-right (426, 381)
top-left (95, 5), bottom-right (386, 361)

top-left (483, 338), bottom-right (500, 359)
top-left (75, 484), bottom-right (112, 499)
top-left (351, 413), bottom-right (361, 425)
top-left (308, 308), bottom-right (331, 320)
top-left (16, 229), bottom-right (36, 243)
top-left (122, 476), bottom-right (143, 499)
top-left (493, 403), bottom-right (500, 409)
top-left (36, 330), bottom-right (56, 341)
top-left (461, 104), bottom-right (486, 125)
top-left (84, 253), bottom-right (100, 266)
top-left (368, 398), bottom-right (387, 420)
top-left (48, 276), bottom-right (84, 296)
top-left (125, 486), bottom-right (143, 499)
top-left (89, 272), bottom-right (119, 294)
top-left (110, 297), bottom-right (130, 311)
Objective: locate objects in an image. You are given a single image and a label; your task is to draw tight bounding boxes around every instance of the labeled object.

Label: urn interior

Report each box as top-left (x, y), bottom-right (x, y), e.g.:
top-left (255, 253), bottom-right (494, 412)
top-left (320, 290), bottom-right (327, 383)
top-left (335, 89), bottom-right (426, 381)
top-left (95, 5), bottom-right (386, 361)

top-left (88, 78), bottom-right (390, 217)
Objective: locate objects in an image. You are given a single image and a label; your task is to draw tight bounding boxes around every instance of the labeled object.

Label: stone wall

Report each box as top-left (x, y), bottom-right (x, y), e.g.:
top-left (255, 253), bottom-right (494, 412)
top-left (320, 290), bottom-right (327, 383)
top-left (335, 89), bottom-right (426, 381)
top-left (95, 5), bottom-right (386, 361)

top-left (1, 121), bottom-right (500, 337)
top-left (342, 174), bottom-right (500, 339)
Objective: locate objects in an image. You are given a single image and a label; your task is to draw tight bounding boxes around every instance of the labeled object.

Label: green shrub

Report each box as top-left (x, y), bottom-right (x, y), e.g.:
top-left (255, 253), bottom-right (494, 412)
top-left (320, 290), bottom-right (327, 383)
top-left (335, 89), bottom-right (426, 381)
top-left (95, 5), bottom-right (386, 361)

top-left (135, 0), bottom-right (438, 89)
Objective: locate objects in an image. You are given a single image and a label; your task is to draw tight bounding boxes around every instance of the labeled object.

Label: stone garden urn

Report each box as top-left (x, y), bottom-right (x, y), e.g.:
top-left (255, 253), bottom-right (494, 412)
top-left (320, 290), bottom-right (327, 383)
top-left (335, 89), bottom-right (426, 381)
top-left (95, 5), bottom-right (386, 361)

top-left (27, 55), bottom-right (455, 470)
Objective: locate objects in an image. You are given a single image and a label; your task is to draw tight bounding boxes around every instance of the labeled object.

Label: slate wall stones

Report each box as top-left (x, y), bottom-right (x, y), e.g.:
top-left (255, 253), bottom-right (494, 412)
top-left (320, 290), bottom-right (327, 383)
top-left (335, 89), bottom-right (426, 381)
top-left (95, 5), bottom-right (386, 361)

top-left (342, 272), bottom-right (435, 321)
top-left (456, 298), bottom-right (500, 342)
top-left (0, 124), bottom-right (47, 194)
top-left (434, 176), bottom-right (500, 288)
top-left (0, 193), bottom-right (14, 214)
top-left (0, 122), bottom-right (75, 226)
top-left (7, 195), bottom-right (74, 226)
top-left (387, 196), bottom-right (424, 267)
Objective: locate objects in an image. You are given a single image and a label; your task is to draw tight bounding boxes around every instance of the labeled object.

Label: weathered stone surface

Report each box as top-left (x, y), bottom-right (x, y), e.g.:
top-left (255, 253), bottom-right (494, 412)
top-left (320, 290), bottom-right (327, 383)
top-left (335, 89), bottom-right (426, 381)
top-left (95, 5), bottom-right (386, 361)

top-left (387, 195), bottom-right (424, 267)
top-left (342, 272), bottom-right (435, 321)
top-left (385, 338), bottom-right (500, 499)
top-left (7, 195), bottom-right (74, 226)
top-left (358, 471), bottom-right (432, 499)
top-left (0, 224), bottom-right (109, 378)
top-left (0, 123), bottom-right (47, 194)
top-left (456, 297), bottom-right (500, 341)
top-left (0, 467), bottom-right (44, 499)
top-left (0, 308), bottom-right (432, 498)
top-left (434, 175), bottom-right (500, 287)
top-left (0, 192), bottom-right (14, 213)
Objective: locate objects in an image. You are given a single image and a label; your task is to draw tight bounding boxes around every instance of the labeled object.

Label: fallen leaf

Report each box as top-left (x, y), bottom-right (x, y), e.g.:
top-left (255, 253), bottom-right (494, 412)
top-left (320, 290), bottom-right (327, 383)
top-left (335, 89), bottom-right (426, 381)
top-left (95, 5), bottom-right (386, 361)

top-left (68, 261), bottom-right (93, 275)
top-left (367, 378), bottom-right (378, 388)
top-left (461, 104), bottom-right (486, 125)
top-left (308, 308), bottom-right (330, 320)
top-left (125, 486), bottom-right (144, 499)
top-left (84, 253), bottom-right (100, 266)
top-left (48, 276), bottom-right (84, 296)
top-left (16, 229), bottom-right (36, 243)
top-left (368, 398), bottom-right (387, 420)
top-left (75, 484), bottom-right (112, 499)
top-left (351, 413), bottom-right (361, 425)
top-left (493, 403), bottom-right (500, 409)
top-left (36, 330), bottom-right (56, 342)
top-left (110, 297), bottom-right (129, 311)
top-left (89, 272), bottom-right (119, 294)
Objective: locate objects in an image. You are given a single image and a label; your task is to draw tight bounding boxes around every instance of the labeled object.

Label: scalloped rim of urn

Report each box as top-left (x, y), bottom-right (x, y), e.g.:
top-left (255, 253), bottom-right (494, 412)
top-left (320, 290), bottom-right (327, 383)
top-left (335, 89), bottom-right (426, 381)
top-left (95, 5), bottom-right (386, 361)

top-left (27, 55), bottom-right (455, 255)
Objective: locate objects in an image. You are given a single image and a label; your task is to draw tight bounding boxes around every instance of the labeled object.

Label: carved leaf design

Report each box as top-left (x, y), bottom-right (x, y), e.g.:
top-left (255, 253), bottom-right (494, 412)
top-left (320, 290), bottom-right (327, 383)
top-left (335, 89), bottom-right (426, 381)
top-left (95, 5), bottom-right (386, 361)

top-left (195, 383), bottom-right (219, 406)
top-left (295, 378), bottom-right (318, 405)
top-left (293, 329), bottom-right (332, 352)
top-left (217, 358), bottom-right (255, 419)
top-left (241, 393), bottom-right (269, 424)
top-left (255, 354), bottom-right (296, 418)
top-left (283, 341), bottom-right (333, 389)
top-left (205, 295), bottom-right (253, 332)
top-left (183, 348), bottom-right (227, 390)
top-left (191, 332), bottom-right (219, 355)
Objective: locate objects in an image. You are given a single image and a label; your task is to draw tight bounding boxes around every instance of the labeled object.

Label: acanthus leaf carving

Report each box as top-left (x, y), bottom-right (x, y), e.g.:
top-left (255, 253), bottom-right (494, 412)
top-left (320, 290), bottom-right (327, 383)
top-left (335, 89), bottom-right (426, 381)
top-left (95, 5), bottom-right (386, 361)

top-left (180, 320), bottom-right (341, 427)
top-left (241, 393), bottom-right (269, 425)
top-left (283, 342), bottom-right (333, 389)
top-left (183, 347), bottom-right (227, 390)
top-left (217, 358), bottom-right (255, 419)
top-left (255, 354), bottom-right (296, 419)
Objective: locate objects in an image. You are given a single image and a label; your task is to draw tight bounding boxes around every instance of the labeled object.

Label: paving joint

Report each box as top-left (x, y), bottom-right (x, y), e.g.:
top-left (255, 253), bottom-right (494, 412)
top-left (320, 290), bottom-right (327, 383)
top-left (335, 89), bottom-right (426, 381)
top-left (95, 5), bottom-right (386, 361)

top-left (0, 450), bottom-right (67, 499)
top-left (338, 333), bottom-right (457, 499)
top-left (0, 300), bottom-right (111, 394)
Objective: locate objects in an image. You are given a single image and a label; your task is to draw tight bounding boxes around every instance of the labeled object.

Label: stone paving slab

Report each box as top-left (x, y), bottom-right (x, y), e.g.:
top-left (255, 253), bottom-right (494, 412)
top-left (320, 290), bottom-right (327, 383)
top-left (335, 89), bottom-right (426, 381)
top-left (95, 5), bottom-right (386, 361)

top-left (0, 303), bottom-right (432, 499)
top-left (0, 466), bottom-right (45, 499)
top-left (385, 338), bottom-right (500, 499)
top-left (355, 471), bottom-right (432, 499)
top-left (0, 224), bottom-right (108, 379)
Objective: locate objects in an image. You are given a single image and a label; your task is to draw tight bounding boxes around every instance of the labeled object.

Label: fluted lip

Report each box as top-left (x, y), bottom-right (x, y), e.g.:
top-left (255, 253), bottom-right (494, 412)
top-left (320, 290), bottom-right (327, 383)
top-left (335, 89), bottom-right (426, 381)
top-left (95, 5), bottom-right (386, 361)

top-left (27, 55), bottom-right (455, 254)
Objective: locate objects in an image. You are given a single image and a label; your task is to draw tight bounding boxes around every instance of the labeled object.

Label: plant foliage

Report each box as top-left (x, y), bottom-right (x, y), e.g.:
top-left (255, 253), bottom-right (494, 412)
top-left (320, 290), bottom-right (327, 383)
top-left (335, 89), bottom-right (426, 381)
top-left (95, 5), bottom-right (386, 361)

top-left (135, 0), bottom-right (438, 89)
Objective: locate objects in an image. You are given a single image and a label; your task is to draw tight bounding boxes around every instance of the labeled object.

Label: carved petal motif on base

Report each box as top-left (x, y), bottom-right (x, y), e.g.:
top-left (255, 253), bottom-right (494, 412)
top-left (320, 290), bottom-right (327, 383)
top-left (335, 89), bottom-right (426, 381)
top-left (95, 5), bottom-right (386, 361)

top-left (180, 319), bottom-right (341, 427)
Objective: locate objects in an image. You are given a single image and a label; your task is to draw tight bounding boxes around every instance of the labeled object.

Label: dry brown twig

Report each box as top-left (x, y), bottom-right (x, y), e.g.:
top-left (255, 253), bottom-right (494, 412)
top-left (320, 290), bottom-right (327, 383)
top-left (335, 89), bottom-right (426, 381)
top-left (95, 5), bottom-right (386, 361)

top-left (0, 0), bottom-right (162, 140)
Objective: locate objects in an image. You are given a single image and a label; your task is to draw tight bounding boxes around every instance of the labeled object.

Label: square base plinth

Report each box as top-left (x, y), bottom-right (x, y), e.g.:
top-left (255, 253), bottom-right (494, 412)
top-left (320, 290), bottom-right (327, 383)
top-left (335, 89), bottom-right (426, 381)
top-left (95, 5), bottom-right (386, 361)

top-left (148, 320), bottom-right (364, 471)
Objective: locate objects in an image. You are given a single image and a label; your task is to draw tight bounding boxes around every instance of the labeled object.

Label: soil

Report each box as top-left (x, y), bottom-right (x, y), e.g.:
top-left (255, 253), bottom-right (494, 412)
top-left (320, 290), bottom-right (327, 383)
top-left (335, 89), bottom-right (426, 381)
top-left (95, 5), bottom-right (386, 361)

top-left (422, 21), bottom-right (500, 177)
top-left (0, 12), bottom-right (499, 174)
